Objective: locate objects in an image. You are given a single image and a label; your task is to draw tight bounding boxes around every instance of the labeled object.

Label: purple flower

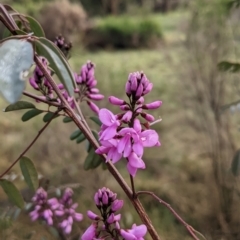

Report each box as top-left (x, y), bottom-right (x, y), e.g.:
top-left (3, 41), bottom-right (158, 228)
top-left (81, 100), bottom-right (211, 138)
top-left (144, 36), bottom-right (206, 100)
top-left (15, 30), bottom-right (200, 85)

top-left (120, 224), bottom-right (147, 240)
top-left (30, 187), bottom-right (83, 235)
top-left (125, 72), bottom-right (153, 100)
top-left (98, 109), bottom-right (120, 141)
top-left (81, 223), bottom-right (97, 240)
top-left (96, 139), bottom-right (122, 163)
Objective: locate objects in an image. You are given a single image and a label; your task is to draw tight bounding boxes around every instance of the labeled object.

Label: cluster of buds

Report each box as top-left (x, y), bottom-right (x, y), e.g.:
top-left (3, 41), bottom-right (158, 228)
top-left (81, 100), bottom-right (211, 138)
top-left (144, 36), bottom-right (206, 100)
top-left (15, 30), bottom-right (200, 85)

top-left (74, 61), bottom-right (104, 113)
top-left (29, 57), bottom-right (53, 99)
top-left (81, 187), bottom-right (147, 240)
top-left (96, 72), bottom-right (162, 176)
top-left (54, 35), bottom-right (72, 58)
top-left (30, 187), bottom-right (83, 235)
top-left (29, 59), bottom-right (103, 113)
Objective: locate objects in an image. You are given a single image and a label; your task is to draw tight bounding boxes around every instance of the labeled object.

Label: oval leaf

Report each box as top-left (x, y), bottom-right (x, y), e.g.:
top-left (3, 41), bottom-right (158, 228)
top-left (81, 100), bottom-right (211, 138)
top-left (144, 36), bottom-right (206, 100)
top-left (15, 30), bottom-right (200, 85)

top-left (21, 109), bottom-right (43, 122)
top-left (91, 155), bottom-right (102, 169)
top-left (19, 156), bottom-right (38, 191)
top-left (63, 116), bottom-right (72, 123)
top-left (70, 129), bottom-right (82, 140)
top-left (231, 149), bottom-right (240, 176)
top-left (90, 116), bottom-right (102, 126)
top-left (85, 140), bottom-right (91, 153)
top-left (0, 179), bottom-right (24, 209)
top-left (4, 101), bottom-right (35, 112)
top-left (43, 112), bottom-right (58, 122)
top-left (84, 148), bottom-right (95, 170)
top-left (35, 38), bottom-right (75, 96)
top-left (102, 162), bottom-right (108, 170)
top-left (76, 133), bottom-right (86, 144)
top-left (25, 16), bottom-right (45, 37)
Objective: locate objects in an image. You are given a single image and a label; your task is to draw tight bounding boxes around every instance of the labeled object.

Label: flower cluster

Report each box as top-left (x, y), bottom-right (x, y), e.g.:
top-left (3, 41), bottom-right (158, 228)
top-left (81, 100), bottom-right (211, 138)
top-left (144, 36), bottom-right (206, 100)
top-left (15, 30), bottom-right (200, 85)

top-left (74, 61), bottom-right (104, 113)
top-left (54, 35), bottom-right (72, 58)
top-left (96, 72), bottom-right (162, 176)
top-left (30, 187), bottom-right (83, 235)
top-left (29, 59), bottom-right (103, 113)
top-left (81, 187), bottom-right (147, 240)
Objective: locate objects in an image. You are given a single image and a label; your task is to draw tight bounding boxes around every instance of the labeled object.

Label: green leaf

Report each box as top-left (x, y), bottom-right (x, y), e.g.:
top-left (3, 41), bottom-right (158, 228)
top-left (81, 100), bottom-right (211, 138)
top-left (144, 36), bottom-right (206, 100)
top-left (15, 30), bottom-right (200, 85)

top-left (102, 162), bottom-right (108, 170)
top-left (90, 116), bottom-right (102, 126)
top-left (43, 112), bottom-right (58, 122)
top-left (35, 38), bottom-right (75, 96)
top-left (0, 180), bottom-right (24, 209)
top-left (21, 109), bottom-right (43, 122)
top-left (4, 101), bottom-right (36, 112)
top-left (70, 129), bottom-right (82, 140)
top-left (19, 156), bottom-right (38, 191)
top-left (2, 28), bottom-right (11, 39)
top-left (25, 16), bottom-right (45, 37)
top-left (76, 133), bottom-right (86, 144)
top-left (85, 140), bottom-right (91, 153)
top-left (63, 116), bottom-right (72, 123)
top-left (92, 130), bottom-right (99, 141)
top-left (84, 148), bottom-right (95, 170)
top-left (218, 61), bottom-right (240, 73)
top-left (231, 149), bottom-right (240, 176)
top-left (91, 155), bottom-right (102, 169)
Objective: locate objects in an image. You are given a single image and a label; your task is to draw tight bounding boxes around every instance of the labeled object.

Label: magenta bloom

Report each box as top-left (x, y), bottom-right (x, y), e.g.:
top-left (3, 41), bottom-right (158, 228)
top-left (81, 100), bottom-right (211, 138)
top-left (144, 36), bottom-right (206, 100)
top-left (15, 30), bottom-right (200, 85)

top-left (81, 223), bottom-right (97, 240)
top-left (98, 108), bottom-right (120, 141)
top-left (120, 224), bottom-right (147, 240)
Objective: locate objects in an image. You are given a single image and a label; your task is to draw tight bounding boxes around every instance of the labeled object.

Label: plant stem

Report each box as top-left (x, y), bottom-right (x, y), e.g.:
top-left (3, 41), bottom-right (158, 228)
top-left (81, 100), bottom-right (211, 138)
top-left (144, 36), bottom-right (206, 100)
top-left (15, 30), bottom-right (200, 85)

top-left (130, 175), bottom-right (136, 196)
top-left (23, 91), bottom-right (61, 107)
top-left (136, 191), bottom-right (205, 240)
top-left (0, 110), bottom-right (59, 179)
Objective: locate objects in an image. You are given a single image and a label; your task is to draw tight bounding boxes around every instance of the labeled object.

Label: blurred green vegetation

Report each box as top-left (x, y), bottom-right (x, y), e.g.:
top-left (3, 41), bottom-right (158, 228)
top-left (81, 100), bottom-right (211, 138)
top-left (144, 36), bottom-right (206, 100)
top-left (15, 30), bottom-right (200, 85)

top-left (1, 0), bottom-right (240, 240)
top-left (83, 16), bottom-right (162, 49)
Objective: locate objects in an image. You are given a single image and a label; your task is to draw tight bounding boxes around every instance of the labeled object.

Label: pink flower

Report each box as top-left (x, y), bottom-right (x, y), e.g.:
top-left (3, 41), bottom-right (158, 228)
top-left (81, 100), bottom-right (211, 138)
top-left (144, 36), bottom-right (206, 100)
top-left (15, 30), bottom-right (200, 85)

top-left (98, 109), bottom-right (120, 141)
top-left (81, 223), bottom-right (97, 240)
top-left (127, 152), bottom-right (146, 177)
top-left (120, 224), bottom-right (147, 240)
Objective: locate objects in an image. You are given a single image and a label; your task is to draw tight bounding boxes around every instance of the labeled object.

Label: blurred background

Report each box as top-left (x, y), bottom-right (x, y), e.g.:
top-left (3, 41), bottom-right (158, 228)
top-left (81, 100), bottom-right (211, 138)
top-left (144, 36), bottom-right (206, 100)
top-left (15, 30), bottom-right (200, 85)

top-left (1, 0), bottom-right (240, 239)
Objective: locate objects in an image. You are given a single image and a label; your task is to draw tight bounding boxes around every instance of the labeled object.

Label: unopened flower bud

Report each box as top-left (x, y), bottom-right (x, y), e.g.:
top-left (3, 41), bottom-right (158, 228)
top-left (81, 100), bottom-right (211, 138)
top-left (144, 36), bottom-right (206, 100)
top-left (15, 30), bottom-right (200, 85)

top-left (87, 101), bottom-right (99, 114)
top-left (87, 210), bottom-right (100, 220)
top-left (111, 199), bottom-right (124, 212)
top-left (109, 96), bottom-right (125, 106)
top-left (143, 82), bottom-right (153, 95)
top-left (141, 113), bottom-right (155, 122)
top-left (122, 111), bottom-right (132, 122)
top-left (107, 213), bottom-right (115, 224)
top-left (88, 94), bottom-right (104, 101)
top-left (142, 101), bottom-right (162, 110)
top-left (94, 192), bottom-right (100, 206)
top-left (102, 192), bottom-right (109, 205)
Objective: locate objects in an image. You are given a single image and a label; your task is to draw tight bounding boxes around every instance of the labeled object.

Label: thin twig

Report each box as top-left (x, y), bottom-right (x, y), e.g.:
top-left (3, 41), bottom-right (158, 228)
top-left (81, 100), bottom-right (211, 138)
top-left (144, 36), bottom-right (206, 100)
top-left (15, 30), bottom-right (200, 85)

top-left (23, 91), bottom-right (61, 108)
top-left (130, 175), bottom-right (136, 196)
top-left (0, 110), bottom-right (60, 179)
top-left (136, 191), bottom-right (207, 240)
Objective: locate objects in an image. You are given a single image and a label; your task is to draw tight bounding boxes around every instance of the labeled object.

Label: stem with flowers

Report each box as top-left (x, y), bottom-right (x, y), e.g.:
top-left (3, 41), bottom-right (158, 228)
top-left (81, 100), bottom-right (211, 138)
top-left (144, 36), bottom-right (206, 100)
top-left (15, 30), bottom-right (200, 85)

top-left (0, 4), bottom-right (206, 240)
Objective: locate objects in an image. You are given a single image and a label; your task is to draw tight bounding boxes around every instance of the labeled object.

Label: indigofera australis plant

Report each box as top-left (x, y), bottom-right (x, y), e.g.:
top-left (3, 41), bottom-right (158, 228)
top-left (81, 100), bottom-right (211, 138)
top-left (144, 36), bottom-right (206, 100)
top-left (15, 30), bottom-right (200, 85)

top-left (0, 4), bottom-right (205, 240)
